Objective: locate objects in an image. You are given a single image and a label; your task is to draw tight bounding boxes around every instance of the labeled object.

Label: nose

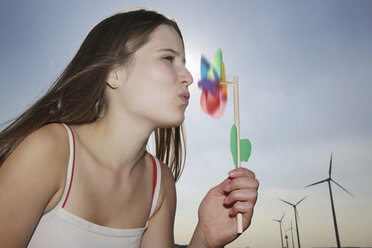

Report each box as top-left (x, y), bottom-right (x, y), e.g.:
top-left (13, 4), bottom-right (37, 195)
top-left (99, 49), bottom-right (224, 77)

top-left (179, 65), bottom-right (193, 87)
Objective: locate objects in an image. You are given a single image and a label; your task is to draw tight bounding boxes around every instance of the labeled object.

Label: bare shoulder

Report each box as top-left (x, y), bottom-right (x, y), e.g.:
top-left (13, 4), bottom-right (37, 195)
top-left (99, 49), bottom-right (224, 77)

top-left (3, 123), bottom-right (69, 173)
top-left (158, 159), bottom-right (177, 194)
top-left (149, 156), bottom-right (177, 216)
top-left (0, 123), bottom-right (70, 246)
top-left (0, 123), bottom-right (70, 199)
top-left (140, 156), bottom-right (177, 247)
top-left (158, 159), bottom-right (177, 211)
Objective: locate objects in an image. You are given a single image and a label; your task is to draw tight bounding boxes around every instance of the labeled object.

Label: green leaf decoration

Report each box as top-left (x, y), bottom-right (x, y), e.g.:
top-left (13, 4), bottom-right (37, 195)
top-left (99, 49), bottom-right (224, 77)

top-left (230, 124), bottom-right (252, 168)
top-left (240, 139), bottom-right (252, 162)
top-left (230, 125), bottom-right (237, 167)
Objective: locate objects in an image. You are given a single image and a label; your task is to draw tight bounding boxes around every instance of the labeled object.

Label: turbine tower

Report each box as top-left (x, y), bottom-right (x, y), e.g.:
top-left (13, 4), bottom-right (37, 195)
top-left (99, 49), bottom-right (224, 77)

top-left (305, 153), bottom-right (354, 248)
top-left (285, 233), bottom-right (289, 248)
top-left (272, 212), bottom-right (285, 248)
top-left (286, 220), bottom-right (295, 248)
top-left (279, 196), bottom-right (307, 248)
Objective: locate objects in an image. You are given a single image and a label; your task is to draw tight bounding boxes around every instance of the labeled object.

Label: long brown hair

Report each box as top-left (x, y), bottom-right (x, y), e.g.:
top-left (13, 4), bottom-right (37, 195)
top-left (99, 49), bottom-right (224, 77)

top-left (0, 9), bottom-right (186, 181)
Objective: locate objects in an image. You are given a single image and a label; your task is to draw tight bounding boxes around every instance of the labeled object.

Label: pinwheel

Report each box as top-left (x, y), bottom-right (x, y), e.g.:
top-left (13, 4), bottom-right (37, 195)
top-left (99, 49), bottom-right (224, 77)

top-left (198, 49), bottom-right (252, 233)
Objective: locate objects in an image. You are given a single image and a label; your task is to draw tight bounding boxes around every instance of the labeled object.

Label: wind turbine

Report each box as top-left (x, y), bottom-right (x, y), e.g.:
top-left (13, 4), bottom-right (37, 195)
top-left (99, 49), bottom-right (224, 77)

top-left (272, 212), bottom-right (285, 248)
top-left (286, 221), bottom-right (295, 248)
top-left (279, 196), bottom-right (307, 248)
top-left (305, 153), bottom-right (354, 248)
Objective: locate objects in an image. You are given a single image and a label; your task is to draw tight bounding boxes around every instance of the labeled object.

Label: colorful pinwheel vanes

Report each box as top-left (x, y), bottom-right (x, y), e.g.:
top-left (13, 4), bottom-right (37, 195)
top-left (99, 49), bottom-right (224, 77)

top-left (198, 49), bottom-right (227, 118)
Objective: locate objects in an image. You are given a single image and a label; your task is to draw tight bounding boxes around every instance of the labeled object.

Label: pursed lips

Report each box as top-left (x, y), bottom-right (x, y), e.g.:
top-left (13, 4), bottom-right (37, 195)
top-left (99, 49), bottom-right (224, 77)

top-left (178, 92), bottom-right (190, 104)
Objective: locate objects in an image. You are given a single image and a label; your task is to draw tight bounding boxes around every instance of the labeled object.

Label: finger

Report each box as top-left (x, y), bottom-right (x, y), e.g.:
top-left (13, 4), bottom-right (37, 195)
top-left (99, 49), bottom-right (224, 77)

top-left (223, 188), bottom-right (258, 205)
top-left (223, 177), bottom-right (259, 193)
top-left (228, 167), bottom-right (256, 179)
top-left (214, 178), bottom-right (232, 195)
top-left (228, 200), bottom-right (255, 217)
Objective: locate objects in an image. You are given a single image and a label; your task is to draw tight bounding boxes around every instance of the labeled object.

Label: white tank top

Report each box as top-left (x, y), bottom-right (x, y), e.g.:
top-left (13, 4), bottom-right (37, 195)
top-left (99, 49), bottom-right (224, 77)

top-left (27, 124), bottom-right (162, 248)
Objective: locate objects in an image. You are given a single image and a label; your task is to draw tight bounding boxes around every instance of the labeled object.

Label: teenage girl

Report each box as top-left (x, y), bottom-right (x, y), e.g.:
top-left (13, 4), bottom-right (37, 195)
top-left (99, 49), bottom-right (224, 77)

top-left (0, 9), bottom-right (259, 248)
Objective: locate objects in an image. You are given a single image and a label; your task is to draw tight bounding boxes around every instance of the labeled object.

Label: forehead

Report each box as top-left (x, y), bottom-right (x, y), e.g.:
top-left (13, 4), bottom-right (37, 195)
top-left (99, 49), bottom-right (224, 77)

top-left (138, 25), bottom-right (185, 56)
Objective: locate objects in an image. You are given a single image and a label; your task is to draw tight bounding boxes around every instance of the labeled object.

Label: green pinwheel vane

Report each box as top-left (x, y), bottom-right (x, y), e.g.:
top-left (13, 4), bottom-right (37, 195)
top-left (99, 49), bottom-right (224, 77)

top-left (198, 49), bottom-right (252, 233)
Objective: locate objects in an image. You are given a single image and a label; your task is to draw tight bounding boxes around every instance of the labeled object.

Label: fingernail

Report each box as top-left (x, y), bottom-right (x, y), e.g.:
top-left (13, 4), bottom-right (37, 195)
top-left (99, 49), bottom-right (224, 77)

top-left (228, 170), bottom-right (236, 177)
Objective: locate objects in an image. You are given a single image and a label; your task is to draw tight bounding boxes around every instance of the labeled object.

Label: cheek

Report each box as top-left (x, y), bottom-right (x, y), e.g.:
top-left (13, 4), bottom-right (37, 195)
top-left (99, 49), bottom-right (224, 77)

top-left (121, 61), bottom-right (181, 123)
top-left (130, 66), bottom-right (176, 105)
top-left (141, 63), bottom-right (177, 100)
top-left (147, 63), bottom-right (177, 85)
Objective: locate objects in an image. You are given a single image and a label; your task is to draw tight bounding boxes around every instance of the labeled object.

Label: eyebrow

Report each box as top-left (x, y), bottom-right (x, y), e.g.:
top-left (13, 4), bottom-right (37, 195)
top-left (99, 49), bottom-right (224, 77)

top-left (157, 48), bottom-right (186, 63)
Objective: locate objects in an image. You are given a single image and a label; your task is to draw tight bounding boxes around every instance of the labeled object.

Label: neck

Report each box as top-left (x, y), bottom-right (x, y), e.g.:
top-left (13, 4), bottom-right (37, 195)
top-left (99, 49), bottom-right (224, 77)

top-left (77, 111), bottom-right (155, 173)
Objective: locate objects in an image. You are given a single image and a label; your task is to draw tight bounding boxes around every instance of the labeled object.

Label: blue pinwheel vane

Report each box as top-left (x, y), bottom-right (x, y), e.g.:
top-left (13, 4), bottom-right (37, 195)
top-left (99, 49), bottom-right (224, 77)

top-left (198, 49), bottom-right (252, 233)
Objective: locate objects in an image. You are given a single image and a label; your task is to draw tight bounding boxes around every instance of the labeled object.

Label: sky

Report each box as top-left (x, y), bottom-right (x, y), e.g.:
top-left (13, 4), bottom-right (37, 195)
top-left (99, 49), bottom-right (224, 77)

top-left (1, 0), bottom-right (372, 247)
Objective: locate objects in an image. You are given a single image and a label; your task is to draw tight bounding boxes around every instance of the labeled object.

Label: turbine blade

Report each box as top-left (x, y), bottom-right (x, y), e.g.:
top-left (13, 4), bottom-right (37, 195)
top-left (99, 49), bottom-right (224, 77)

top-left (281, 212), bottom-right (285, 221)
top-left (296, 195), bottom-right (308, 206)
top-left (331, 179), bottom-right (355, 198)
top-left (279, 198), bottom-right (294, 206)
top-left (305, 179), bottom-right (328, 188)
top-left (329, 152), bottom-right (333, 177)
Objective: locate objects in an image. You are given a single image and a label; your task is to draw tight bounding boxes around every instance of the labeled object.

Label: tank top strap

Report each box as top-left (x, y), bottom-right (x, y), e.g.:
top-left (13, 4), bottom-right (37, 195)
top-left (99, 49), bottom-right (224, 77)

top-left (59, 123), bottom-right (76, 209)
top-left (148, 154), bottom-right (161, 219)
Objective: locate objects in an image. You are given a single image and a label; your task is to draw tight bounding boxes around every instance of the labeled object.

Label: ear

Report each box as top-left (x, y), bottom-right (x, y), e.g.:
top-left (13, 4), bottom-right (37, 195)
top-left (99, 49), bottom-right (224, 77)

top-left (106, 66), bottom-right (125, 89)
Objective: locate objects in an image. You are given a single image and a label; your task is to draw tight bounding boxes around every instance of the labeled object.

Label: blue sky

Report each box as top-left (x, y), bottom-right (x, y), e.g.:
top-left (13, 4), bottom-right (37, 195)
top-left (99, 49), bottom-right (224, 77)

top-left (1, 1), bottom-right (372, 247)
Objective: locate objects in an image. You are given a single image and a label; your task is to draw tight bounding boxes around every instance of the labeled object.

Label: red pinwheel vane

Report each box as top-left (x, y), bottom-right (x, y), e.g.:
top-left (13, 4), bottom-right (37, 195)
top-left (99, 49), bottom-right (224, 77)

top-left (198, 49), bottom-right (252, 233)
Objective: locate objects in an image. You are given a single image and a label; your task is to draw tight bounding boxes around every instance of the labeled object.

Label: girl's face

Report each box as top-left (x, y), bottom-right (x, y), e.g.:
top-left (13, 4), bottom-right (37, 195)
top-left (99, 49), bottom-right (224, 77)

top-left (116, 25), bottom-right (193, 128)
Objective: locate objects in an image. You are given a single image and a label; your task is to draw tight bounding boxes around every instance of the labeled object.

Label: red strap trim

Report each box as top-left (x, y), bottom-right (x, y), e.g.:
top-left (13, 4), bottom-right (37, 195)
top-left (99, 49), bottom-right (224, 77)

top-left (149, 154), bottom-right (157, 200)
top-left (62, 125), bottom-right (76, 208)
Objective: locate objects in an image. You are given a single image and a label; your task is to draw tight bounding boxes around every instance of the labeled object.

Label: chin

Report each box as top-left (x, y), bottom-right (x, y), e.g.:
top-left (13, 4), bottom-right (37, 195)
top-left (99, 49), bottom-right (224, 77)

top-left (159, 115), bottom-right (185, 128)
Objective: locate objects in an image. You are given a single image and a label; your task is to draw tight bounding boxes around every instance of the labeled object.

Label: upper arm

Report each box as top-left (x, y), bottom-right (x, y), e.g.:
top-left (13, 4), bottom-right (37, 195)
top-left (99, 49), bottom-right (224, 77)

top-left (0, 124), bottom-right (68, 247)
top-left (140, 161), bottom-right (177, 248)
